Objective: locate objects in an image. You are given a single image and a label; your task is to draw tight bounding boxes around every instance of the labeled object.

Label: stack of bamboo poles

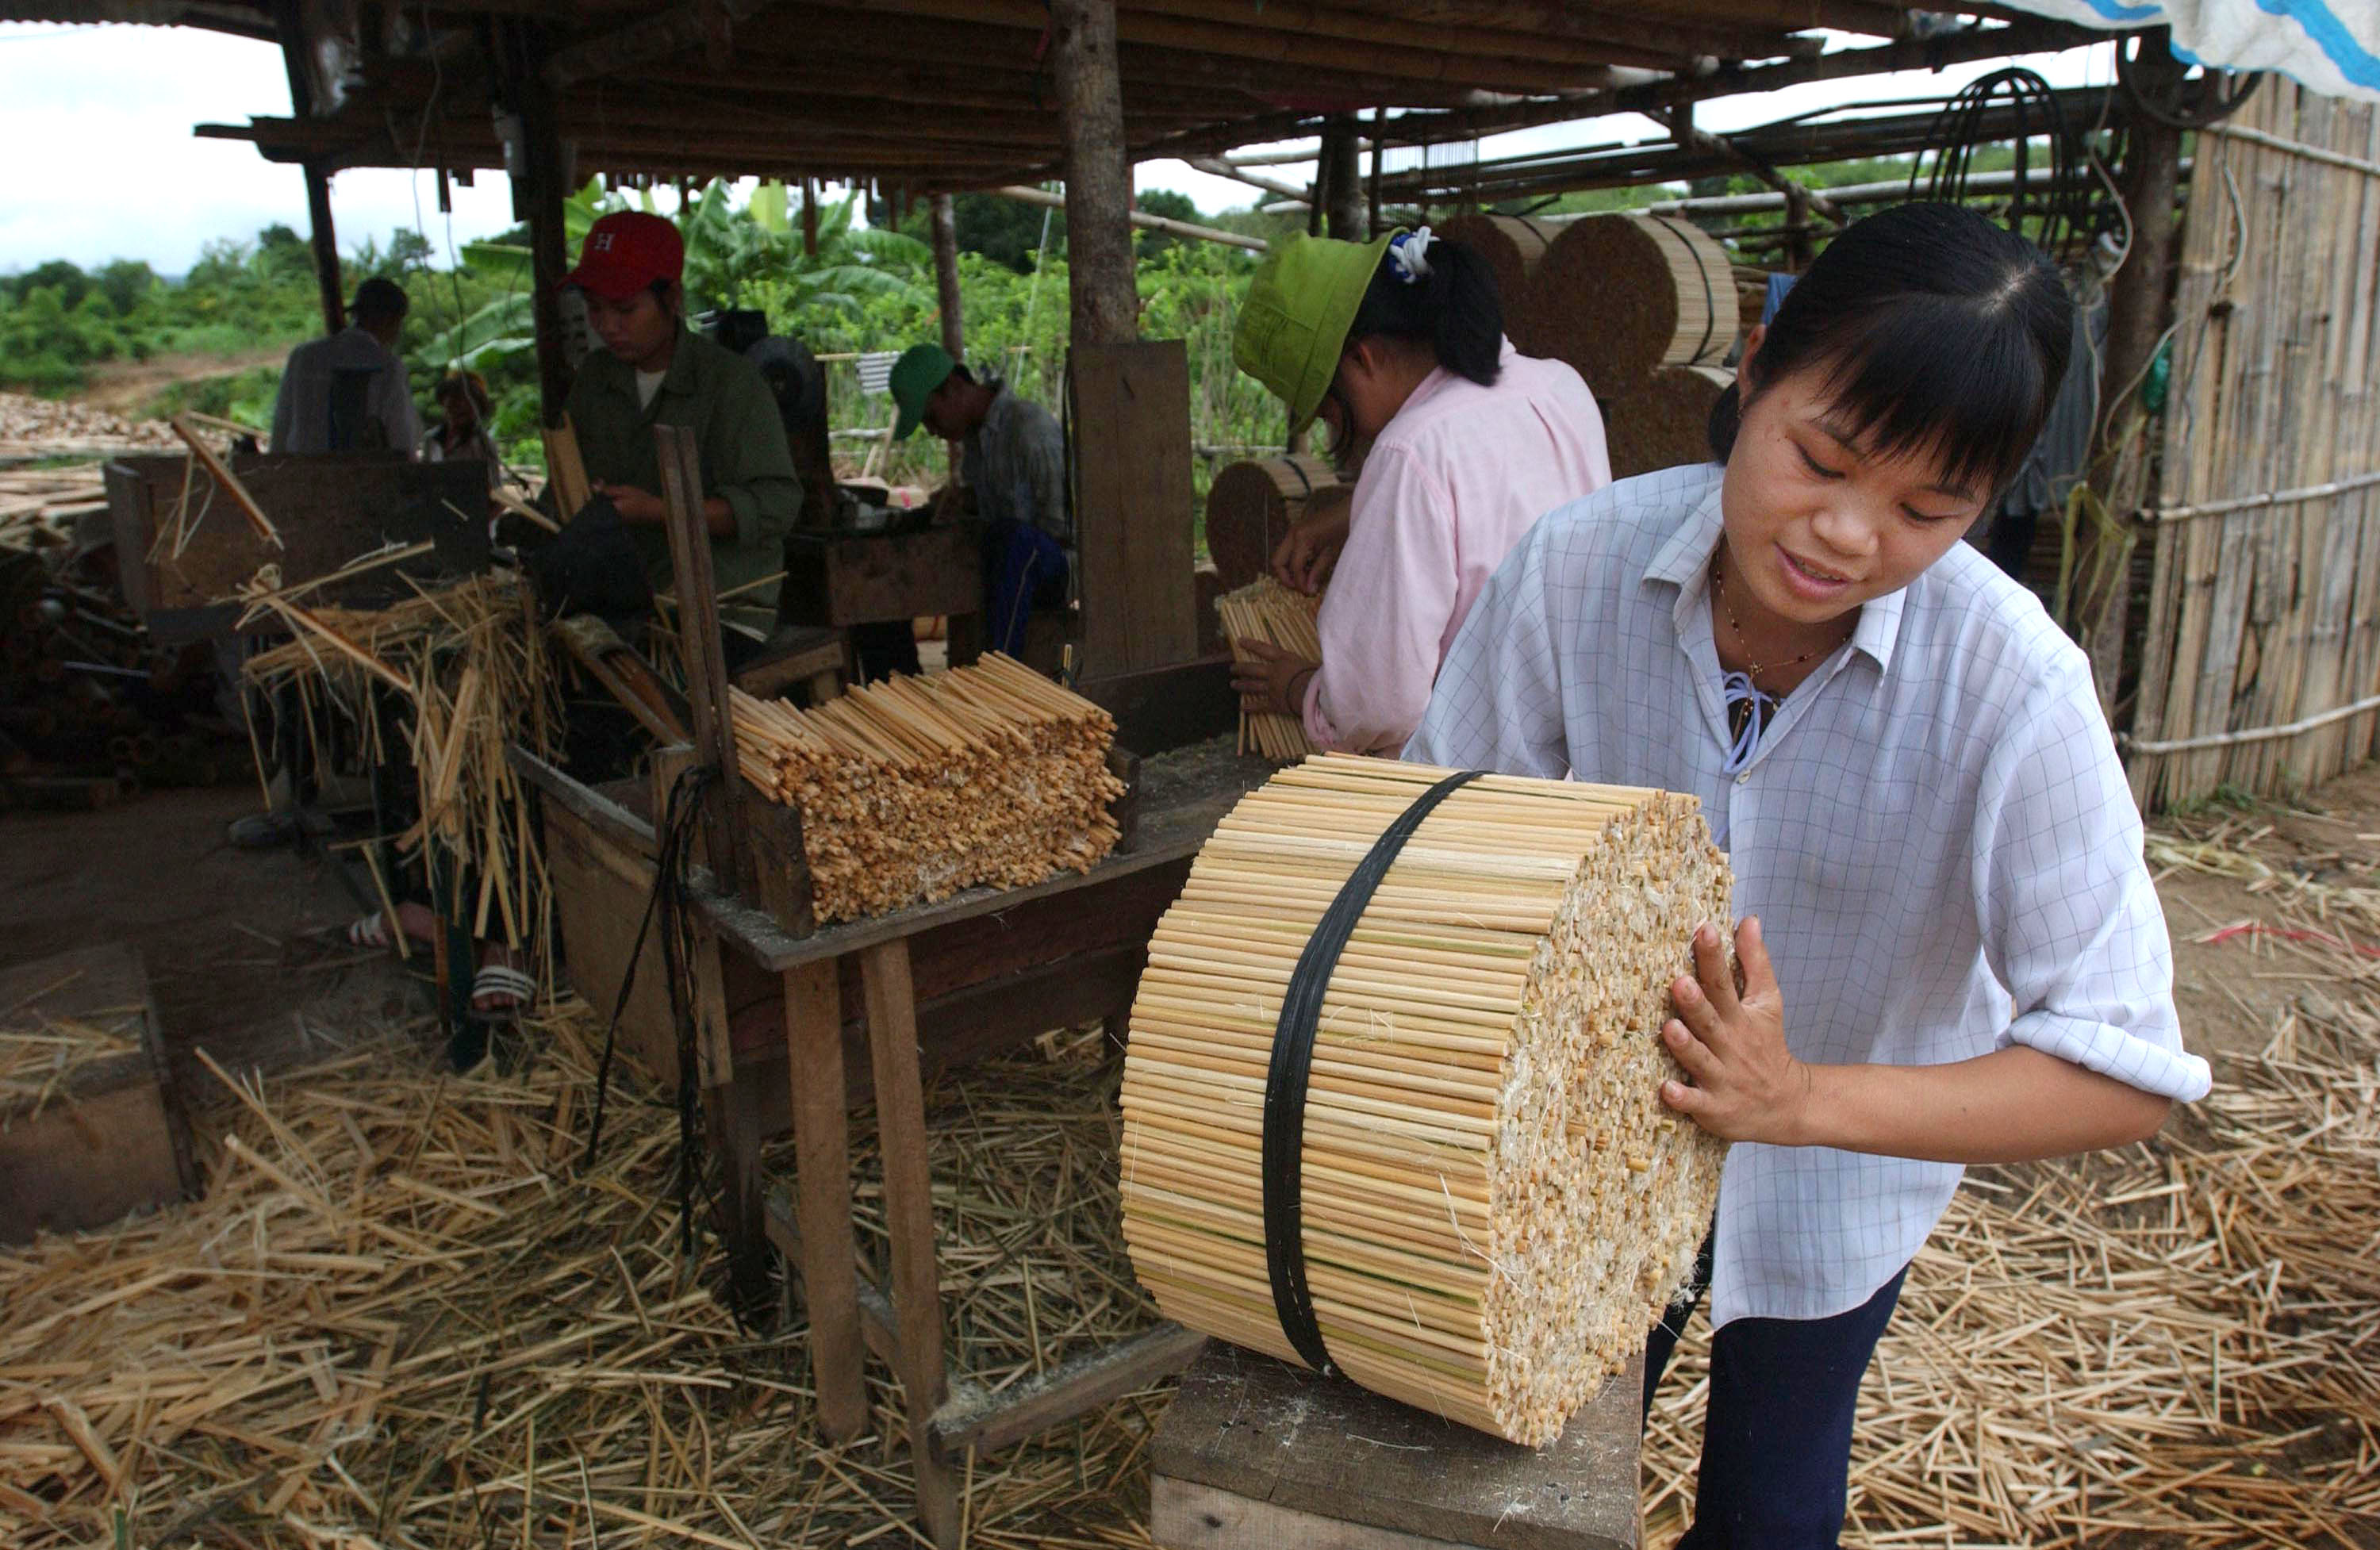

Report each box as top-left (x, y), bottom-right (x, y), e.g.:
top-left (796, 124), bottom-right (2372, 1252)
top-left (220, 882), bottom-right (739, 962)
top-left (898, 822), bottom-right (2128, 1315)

top-left (1522, 213), bottom-right (1738, 400)
top-left (1202, 455), bottom-right (1345, 593)
top-left (1119, 754), bottom-right (1732, 1445)
top-left (1605, 365), bottom-right (1733, 479)
top-left (1435, 212), bottom-right (1574, 356)
top-left (731, 652), bottom-right (1123, 922)
top-left (0, 999), bottom-right (1180, 1549)
top-left (240, 573), bottom-right (559, 964)
top-left (1215, 576), bottom-right (1322, 762)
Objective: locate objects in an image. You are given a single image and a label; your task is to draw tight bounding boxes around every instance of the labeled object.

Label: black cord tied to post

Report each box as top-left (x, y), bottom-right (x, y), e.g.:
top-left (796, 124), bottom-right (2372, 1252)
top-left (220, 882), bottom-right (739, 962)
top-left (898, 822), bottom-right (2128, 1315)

top-left (1263, 769), bottom-right (1484, 1375)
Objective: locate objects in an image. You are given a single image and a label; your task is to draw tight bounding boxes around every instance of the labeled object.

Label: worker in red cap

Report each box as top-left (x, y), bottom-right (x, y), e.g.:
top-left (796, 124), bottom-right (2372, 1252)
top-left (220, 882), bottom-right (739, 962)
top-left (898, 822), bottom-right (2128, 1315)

top-left (559, 209), bottom-right (800, 654)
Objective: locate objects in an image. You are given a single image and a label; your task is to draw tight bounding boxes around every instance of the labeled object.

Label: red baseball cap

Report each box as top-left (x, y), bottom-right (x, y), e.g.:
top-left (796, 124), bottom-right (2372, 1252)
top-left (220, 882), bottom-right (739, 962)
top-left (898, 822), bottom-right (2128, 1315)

top-left (559, 212), bottom-right (685, 299)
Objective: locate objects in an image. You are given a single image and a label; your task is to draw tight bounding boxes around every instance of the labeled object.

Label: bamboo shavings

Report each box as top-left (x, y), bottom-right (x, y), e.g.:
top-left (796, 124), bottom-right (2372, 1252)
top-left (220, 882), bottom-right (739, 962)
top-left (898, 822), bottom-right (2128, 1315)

top-left (240, 574), bottom-right (560, 955)
top-left (0, 1007), bottom-right (141, 1125)
top-left (731, 653), bottom-right (1124, 923)
top-left (1119, 754), bottom-right (1732, 1445)
top-left (1215, 576), bottom-right (1321, 763)
top-left (0, 998), bottom-right (1175, 1550)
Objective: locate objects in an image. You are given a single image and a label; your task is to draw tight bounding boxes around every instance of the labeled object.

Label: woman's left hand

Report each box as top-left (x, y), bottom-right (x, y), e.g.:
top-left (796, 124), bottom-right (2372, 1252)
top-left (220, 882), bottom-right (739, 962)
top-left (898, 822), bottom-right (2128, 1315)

top-left (1230, 638), bottom-right (1318, 719)
top-left (1657, 916), bottom-right (1813, 1145)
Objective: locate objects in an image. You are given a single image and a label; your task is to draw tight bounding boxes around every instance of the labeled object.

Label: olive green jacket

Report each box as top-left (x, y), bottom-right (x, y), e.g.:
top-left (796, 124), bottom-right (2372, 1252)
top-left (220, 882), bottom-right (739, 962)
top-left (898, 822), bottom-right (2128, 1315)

top-left (566, 325), bottom-right (800, 611)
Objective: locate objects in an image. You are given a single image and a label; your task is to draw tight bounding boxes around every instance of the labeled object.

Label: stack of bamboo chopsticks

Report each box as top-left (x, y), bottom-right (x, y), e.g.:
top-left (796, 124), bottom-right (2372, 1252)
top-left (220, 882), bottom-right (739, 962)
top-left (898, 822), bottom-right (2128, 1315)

top-left (1120, 754), bottom-right (1730, 1445)
top-left (731, 653), bottom-right (1124, 923)
top-left (1217, 577), bottom-right (1322, 762)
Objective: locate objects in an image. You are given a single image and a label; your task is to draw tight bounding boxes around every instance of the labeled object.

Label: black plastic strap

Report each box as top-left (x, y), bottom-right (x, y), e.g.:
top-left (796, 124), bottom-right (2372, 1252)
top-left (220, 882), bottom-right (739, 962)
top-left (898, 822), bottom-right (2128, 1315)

top-left (1263, 769), bottom-right (1484, 1373)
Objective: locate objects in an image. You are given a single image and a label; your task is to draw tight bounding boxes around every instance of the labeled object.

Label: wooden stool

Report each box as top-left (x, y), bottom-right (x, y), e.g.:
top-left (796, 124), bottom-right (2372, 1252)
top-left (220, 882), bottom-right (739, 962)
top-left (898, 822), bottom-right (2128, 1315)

top-left (1150, 1345), bottom-right (1642, 1550)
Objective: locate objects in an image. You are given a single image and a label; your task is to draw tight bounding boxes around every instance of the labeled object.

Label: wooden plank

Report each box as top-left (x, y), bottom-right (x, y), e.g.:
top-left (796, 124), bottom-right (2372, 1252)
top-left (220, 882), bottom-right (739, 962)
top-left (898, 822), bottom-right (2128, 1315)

top-left (0, 945), bottom-right (196, 1244)
top-left (656, 423), bottom-right (748, 897)
top-left (763, 1188), bottom-right (899, 1363)
top-left (543, 800), bottom-right (674, 1078)
top-left (1154, 1477), bottom-right (1477, 1550)
top-left (1080, 654), bottom-right (1237, 758)
top-left (784, 958), bottom-right (867, 1441)
top-left (1069, 340), bottom-right (1200, 676)
top-left (777, 526), bottom-right (984, 627)
top-left (860, 938), bottom-right (961, 1547)
top-left (931, 1324), bottom-right (1207, 1458)
top-left (1150, 1345), bottom-right (1641, 1550)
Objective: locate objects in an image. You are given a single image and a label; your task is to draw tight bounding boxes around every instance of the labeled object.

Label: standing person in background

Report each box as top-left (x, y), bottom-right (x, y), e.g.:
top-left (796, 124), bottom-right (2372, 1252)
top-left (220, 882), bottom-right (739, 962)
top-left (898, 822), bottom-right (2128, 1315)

top-left (269, 277), bottom-right (420, 456)
top-left (560, 210), bottom-right (800, 661)
top-left (420, 370), bottom-right (507, 489)
top-left (1229, 227), bottom-right (1610, 756)
top-left (888, 343), bottom-right (1070, 657)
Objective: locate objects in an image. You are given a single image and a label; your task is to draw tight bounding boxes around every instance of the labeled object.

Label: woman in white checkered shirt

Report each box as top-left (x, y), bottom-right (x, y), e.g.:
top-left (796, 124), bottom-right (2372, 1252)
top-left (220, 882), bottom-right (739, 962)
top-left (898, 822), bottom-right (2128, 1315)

top-left (1407, 203), bottom-right (2212, 1548)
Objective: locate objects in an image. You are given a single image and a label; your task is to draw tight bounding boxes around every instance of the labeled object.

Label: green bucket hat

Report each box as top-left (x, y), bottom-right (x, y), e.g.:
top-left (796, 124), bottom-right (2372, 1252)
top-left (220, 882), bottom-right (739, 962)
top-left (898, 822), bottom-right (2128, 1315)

top-left (889, 343), bottom-right (957, 440)
top-left (1232, 229), bottom-right (1402, 435)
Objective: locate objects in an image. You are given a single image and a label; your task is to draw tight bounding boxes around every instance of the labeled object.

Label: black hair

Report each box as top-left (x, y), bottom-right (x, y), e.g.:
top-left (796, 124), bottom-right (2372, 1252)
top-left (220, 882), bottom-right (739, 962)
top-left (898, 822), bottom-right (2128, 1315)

top-left (351, 275), bottom-right (409, 326)
top-left (1344, 233), bottom-right (1503, 389)
top-left (1707, 202), bottom-right (2073, 498)
top-left (949, 363), bottom-right (977, 386)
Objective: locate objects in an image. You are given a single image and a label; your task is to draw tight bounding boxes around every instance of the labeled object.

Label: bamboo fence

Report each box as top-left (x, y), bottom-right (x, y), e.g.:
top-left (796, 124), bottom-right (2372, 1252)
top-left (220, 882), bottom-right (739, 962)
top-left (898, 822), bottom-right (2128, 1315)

top-left (1214, 576), bottom-right (1322, 762)
top-left (2127, 82), bottom-right (2380, 807)
top-left (1119, 755), bottom-right (1731, 1445)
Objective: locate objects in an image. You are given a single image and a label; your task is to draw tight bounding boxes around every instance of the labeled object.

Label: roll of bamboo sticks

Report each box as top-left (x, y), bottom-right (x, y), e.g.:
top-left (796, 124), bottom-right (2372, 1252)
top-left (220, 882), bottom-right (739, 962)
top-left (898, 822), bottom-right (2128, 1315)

top-left (1436, 212), bottom-right (1573, 355)
top-left (1203, 455), bottom-right (1347, 593)
top-left (1216, 576), bottom-right (1322, 763)
top-left (1119, 754), bottom-right (1732, 1446)
top-left (732, 653), bottom-right (1124, 922)
top-left (1522, 213), bottom-right (1739, 398)
top-left (1605, 365), bottom-right (1734, 480)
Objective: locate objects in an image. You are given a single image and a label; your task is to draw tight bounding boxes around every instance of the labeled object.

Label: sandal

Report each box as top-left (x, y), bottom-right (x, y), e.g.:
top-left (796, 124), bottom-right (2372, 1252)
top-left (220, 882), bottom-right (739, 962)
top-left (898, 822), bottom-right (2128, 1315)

top-left (346, 902), bottom-right (437, 951)
top-left (471, 964), bottom-right (537, 1015)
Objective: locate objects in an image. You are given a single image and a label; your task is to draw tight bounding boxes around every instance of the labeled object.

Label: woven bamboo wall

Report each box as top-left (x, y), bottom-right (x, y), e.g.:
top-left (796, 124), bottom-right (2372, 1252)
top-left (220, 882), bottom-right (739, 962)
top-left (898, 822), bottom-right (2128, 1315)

top-left (2129, 84), bottom-right (2380, 807)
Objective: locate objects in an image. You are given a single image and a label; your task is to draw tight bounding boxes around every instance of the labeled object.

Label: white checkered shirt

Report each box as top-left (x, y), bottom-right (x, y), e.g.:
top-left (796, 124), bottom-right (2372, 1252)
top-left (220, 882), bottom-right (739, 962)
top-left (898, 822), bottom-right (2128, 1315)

top-left (1406, 462), bottom-right (2213, 1327)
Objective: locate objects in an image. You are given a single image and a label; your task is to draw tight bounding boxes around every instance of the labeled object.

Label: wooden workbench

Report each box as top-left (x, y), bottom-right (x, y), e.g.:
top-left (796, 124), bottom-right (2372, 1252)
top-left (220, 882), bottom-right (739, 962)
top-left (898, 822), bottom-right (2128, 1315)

top-left (521, 735), bottom-right (1265, 1546)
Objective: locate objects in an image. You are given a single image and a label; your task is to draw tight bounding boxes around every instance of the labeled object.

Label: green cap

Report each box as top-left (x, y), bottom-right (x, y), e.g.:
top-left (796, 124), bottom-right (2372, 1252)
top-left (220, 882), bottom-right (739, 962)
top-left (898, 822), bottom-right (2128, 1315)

top-left (1232, 230), bottom-right (1400, 435)
top-left (889, 343), bottom-right (957, 440)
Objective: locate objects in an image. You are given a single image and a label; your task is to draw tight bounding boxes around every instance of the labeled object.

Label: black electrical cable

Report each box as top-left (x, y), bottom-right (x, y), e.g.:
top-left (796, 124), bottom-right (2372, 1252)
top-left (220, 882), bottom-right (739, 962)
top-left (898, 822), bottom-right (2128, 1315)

top-left (1263, 768), bottom-right (1483, 1374)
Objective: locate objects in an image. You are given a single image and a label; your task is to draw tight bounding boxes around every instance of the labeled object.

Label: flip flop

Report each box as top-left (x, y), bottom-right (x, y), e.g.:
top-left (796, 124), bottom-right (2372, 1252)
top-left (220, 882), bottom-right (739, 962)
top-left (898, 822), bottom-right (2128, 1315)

top-left (347, 911), bottom-right (394, 949)
top-left (471, 964), bottom-right (537, 1015)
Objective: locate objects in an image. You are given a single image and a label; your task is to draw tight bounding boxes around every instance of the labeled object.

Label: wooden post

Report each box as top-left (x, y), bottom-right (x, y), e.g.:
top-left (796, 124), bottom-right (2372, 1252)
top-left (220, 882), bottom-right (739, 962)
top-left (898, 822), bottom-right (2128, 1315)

top-left (785, 959), bottom-right (867, 1440)
top-left (931, 193), bottom-right (968, 485)
top-left (1322, 114), bottom-right (1366, 240)
top-left (1050, 0), bottom-right (1138, 347)
top-left (655, 424), bottom-right (748, 897)
top-left (505, 21), bottom-right (576, 427)
top-left (1368, 108), bottom-right (1387, 240)
top-left (271, 1), bottom-right (344, 334)
top-left (2078, 39), bottom-right (2187, 711)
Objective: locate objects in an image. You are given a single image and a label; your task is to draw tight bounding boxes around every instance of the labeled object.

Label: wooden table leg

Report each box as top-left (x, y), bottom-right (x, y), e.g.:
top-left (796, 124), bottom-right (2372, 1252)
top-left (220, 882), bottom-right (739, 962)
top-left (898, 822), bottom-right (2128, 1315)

top-left (786, 957), bottom-right (867, 1441)
top-left (694, 923), bottom-right (770, 1314)
top-left (862, 938), bottom-right (961, 1548)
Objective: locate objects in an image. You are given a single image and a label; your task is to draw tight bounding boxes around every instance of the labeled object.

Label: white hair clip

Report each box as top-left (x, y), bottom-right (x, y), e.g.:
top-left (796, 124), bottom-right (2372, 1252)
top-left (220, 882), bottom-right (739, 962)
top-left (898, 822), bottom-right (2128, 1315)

top-left (1388, 227), bottom-right (1435, 285)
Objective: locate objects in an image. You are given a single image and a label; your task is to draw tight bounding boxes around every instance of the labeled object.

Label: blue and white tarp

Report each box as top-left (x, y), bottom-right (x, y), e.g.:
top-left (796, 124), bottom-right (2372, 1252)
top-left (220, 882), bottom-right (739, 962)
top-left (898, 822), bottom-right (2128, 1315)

top-left (1997, 0), bottom-right (2380, 102)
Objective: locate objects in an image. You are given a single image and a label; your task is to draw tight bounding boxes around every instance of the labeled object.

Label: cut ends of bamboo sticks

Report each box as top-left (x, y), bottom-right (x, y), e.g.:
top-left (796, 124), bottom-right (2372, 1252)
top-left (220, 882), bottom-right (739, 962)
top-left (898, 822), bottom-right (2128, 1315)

top-left (1219, 576), bottom-right (1322, 763)
top-left (1120, 754), bottom-right (1733, 1446)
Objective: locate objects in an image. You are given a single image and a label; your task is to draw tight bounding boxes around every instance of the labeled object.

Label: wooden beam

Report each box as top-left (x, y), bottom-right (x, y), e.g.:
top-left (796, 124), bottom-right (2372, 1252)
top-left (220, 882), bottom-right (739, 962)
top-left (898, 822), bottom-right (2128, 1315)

top-left (1053, 0), bottom-right (1138, 348)
top-left (546, 0), bottom-right (781, 88)
top-left (1321, 114), bottom-right (1365, 240)
top-left (993, 184), bottom-right (1269, 251)
top-left (930, 1326), bottom-right (1209, 1457)
top-left (656, 424), bottom-right (750, 898)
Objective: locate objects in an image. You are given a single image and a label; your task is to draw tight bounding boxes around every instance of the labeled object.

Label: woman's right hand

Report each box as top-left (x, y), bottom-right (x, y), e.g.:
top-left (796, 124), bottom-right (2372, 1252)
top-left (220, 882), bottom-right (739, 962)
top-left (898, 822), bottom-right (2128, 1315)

top-left (1272, 504), bottom-right (1353, 595)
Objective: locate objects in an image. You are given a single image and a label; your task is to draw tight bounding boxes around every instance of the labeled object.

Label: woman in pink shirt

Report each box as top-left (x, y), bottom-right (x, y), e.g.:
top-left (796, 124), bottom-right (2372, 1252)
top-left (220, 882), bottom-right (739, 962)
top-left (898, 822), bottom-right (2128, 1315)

top-left (1230, 227), bottom-right (1612, 754)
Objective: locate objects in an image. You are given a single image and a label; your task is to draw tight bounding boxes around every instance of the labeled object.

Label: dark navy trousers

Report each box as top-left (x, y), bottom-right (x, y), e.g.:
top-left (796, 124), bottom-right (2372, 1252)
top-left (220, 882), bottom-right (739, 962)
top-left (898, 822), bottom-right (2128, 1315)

top-left (1643, 1239), bottom-right (1908, 1550)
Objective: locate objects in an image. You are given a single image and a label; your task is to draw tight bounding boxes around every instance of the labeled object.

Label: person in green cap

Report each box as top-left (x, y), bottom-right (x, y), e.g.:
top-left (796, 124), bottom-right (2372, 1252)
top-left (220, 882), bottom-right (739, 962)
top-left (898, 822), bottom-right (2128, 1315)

top-left (1228, 226), bottom-right (1611, 756)
top-left (889, 343), bottom-right (1071, 656)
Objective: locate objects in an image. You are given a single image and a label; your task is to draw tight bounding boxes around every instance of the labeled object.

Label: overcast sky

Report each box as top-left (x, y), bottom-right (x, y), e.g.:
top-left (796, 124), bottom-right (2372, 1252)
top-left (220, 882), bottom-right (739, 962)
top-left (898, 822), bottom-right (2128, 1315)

top-left (0, 20), bottom-right (2113, 277)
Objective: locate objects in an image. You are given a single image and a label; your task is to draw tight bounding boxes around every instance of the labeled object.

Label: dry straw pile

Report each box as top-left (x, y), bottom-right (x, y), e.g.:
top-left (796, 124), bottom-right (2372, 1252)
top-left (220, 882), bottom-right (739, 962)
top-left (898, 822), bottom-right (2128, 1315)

top-left (1120, 754), bottom-right (1729, 1445)
top-left (731, 653), bottom-right (1123, 923)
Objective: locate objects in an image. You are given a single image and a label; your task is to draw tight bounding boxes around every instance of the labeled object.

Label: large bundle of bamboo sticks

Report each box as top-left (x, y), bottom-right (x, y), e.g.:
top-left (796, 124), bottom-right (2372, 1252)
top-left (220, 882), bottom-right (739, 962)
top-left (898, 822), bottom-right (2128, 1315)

top-left (1119, 754), bottom-right (1731, 1445)
top-left (1606, 365), bottom-right (1733, 480)
top-left (1436, 212), bottom-right (1573, 355)
top-left (732, 653), bottom-right (1123, 922)
top-left (1203, 455), bottom-right (1345, 593)
top-left (1522, 213), bottom-right (1737, 398)
top-left (1216, 575), bottom-right (1322, 763)
top-left (241, 573), bottom-right (559, 961)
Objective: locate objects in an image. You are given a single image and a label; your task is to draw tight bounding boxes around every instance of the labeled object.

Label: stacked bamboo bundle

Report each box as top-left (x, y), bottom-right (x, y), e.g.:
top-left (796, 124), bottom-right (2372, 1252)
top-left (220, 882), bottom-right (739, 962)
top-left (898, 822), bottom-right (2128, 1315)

top-left (1202, 454), bottom-right (1345, 593)
top-left (1119, 754), bottom-right (1732, 1445)
top-left (731, 652), bottom-right (1123, 922)
top-left (1215, 575), bottom-right (1322, 762)
top-left (1435, 212), bottom-right (1572, 355)
top-left (1522, 213), bottom-right (1737, 398)
top-left (241, 572), bottom-right (560, 961)
top-left (1606, 365), bottom-right (1733, 479)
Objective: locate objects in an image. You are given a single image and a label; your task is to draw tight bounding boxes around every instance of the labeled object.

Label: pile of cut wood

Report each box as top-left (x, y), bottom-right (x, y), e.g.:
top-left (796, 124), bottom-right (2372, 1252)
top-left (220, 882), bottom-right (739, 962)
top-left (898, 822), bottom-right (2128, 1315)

top-left (732, 653), bottom-right (1125, 922)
